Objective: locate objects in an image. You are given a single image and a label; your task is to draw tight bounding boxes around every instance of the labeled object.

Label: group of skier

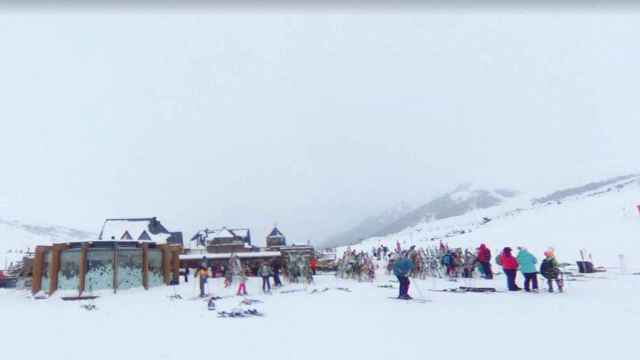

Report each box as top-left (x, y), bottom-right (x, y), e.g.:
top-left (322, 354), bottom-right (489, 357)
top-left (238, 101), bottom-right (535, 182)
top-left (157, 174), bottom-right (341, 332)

top-left (389, 243), bottom-right (564, 299)
top-left (190, 253), bottom-right (321, 297)
top-left (496, 246), bottom-right (564, 293)
top-left (336, 250), bottom-right (376, 281)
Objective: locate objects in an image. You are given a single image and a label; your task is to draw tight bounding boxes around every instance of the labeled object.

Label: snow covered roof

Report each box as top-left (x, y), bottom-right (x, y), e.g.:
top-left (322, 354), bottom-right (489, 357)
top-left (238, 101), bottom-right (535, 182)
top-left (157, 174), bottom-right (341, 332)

top-left (229, 228), bottom-right (250, 239)
top-left (180, 251), bottom-right (281, 260)
top-left (98, 218), bottom-right (178, 244)
top-left (209, 228), bottom-right (236, 239)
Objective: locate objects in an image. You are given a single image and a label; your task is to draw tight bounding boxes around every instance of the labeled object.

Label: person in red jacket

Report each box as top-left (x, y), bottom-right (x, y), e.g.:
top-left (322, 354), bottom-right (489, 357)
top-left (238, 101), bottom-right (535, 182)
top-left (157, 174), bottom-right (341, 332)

top-left (476, 244), bottom-right (493, 279)
top-left (498, 247), bottom-right (521, 291)
top-left (309, 257), bottom-right (318, 276)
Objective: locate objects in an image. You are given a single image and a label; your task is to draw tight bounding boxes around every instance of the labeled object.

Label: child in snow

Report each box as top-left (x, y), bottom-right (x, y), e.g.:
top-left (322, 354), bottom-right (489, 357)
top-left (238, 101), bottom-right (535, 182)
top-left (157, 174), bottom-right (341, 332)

top-left (236, 268), bottom-right (248, 296)
top-left (498, 247), bottom-right (520, 291)
top-left (540, 249), bottom-right (563, 293)
top-left (223, 266), bottom-right (233, 288)
top-left (516, 247), bottom-right (538, 292)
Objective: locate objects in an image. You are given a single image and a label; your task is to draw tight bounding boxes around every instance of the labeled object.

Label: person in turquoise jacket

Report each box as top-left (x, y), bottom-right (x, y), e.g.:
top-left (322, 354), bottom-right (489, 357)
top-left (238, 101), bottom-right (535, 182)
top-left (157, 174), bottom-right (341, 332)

top-left (516, 247), bottom-right (538, 292)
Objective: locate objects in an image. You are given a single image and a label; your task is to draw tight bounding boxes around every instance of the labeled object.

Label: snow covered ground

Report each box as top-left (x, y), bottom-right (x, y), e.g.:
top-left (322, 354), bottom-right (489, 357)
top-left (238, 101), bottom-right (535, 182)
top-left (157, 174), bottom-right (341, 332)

top-left (1, 271), bottom-right (639, 360)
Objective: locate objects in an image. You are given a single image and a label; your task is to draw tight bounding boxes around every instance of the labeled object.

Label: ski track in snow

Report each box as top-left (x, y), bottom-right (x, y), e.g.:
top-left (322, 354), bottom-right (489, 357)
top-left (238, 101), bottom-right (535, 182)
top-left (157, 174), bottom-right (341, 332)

top-left (1, 273), bottom-right (638, 360)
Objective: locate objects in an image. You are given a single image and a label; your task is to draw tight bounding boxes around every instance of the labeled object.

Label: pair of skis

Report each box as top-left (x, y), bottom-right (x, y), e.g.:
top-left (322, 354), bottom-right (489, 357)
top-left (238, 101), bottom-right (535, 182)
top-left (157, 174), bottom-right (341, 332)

top-left (217, 309), bottom-right (265, 318)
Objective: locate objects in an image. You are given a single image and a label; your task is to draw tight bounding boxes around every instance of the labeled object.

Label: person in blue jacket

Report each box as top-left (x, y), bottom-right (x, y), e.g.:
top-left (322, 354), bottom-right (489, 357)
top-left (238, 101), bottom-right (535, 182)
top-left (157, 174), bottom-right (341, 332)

top-left (516, 247), bottom-right (538, 292)
top-left (393, 252), bottom-right (415, 300)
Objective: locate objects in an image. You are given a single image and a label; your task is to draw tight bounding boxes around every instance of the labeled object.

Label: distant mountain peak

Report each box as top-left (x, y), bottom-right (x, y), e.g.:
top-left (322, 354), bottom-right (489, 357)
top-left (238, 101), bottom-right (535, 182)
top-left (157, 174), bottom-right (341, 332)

top-left (323, 183), bottom-right (518, 249)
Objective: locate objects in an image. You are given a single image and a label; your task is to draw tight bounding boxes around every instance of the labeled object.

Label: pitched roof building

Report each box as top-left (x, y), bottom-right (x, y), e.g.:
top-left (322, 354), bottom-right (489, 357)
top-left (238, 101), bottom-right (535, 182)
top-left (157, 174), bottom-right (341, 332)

top-left (98, 217), bottom-right (183, 245)
top-left (266, 227), bottom-right (286, 248)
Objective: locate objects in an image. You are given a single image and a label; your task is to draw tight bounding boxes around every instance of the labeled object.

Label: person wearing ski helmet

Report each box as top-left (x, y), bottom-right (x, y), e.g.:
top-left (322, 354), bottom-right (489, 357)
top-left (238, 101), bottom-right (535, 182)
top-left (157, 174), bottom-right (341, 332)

top-left (516, 247), bottom-right (539, 292)
top-left (540, 249), bottom-right (563, 293)
top-left (498, 247), bottom-right (520, 291)
top-left (476, 243), bottom-right (493, 279)
top-left (393, 251), bottom-right (414, 300)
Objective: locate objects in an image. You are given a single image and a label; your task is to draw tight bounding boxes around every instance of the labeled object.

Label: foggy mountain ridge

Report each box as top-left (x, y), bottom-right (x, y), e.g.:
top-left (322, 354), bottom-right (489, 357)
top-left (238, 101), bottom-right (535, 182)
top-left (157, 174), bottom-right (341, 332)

top-left (321, 202), bottom-right (413, 249)
top-left (322, 183), bottom-right (518, 249)
top-left (0, 217), bottom-right (94, 254)
top-left (330, 174), bottom-right (640, 250)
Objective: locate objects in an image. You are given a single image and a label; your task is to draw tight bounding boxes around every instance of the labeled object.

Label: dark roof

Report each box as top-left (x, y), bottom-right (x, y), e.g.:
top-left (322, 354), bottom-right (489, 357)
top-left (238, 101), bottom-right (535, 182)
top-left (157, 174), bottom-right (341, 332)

top-left (268, 227), bottom-right (285, 238)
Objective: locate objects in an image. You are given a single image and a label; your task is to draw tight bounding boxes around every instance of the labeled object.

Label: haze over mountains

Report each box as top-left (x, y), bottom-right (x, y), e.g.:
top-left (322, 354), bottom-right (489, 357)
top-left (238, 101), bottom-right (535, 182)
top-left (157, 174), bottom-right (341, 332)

top-left (340, 173), bottom-right (640, 266)
top-left (322, 184), bottom-right (519, 249)
top-left (324, 174), bottom-right (640, 250)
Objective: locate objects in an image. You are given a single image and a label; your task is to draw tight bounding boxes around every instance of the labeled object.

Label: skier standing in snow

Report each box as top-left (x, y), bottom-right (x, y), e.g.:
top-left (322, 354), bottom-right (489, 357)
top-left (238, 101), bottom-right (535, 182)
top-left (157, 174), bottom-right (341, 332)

top-left (309, 257), bottom-right (318, 276)
top-left (540, 249), bottom-right (563, 293)
top-left (194, 264), bottom-right (210, 298)
top-left (476, 244), bottom-right (493, 279)
top-left (259, 262), bottom-right (273, 293)
top-left (498, 247), bottom-right (520, 291)
top-left (393, 251), bottom-right (414, 300)
top-left (236, 267), bottom-right (248, 296)
top-left (516, 247), bottom-right (538, 292)
top-left (272, 260), bottom-right (283, 287)
top-left (462, 249), bottom-right (476, 278)
top-left (183, 266), bottom-right (189, 283)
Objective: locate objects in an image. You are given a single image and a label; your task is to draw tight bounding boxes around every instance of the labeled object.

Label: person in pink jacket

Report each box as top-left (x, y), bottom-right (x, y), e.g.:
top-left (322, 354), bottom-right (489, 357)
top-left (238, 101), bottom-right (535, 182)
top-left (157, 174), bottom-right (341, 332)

top-left (498, 247), bottom-right (521, 291)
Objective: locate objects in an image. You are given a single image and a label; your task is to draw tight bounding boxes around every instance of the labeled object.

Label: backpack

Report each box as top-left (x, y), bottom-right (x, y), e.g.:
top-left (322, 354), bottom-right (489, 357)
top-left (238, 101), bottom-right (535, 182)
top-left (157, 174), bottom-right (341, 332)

top-left (540, 259), bottom-right (559, 279)
top-left (495, 254), bottom-right (502, 266)
top-left (442, 254), bottom-right (453, 266)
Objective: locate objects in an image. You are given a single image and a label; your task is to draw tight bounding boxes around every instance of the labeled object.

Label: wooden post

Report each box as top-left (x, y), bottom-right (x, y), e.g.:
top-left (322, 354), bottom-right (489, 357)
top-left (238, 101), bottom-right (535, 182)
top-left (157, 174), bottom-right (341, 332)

top-left (142, 244), bottom-right (149, 290)
top-left (171, 246), bottom-right (181, 284)
top-left (31, 246), bottom-right (47, 294)
top-left (161, 245), bottom-right (171, 285)
top-left (78, 244), bottom-right (88, 296)
top-left (113, 244), bottom-right (118, 294)
top-left (48, 245), bottom-right (66, 296)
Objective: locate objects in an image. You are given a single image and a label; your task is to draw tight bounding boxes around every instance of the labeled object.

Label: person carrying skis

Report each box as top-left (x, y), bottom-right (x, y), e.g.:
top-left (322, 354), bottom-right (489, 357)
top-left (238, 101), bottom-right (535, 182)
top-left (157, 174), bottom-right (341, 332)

top-left (258, 262), bottom-right (273, 293)
top-left (393, 251), bottom-right (415, 300)
top-left (476, 244), bottom-right (493, 279)
top-left (498, 247), bottom-right (520, 291)
top-left (540, 249), bottom-right (563, 293)
top-left (236, 267), bottom-right (248, 296)
top-left (516, 247), bottom-right (538, 292)
top-left (194, 264), bottom-right (210, 298)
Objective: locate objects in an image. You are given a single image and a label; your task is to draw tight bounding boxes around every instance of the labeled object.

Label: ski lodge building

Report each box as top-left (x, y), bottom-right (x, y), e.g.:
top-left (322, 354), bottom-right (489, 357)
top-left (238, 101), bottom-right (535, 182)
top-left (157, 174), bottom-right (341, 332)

top-left (180, 226), bottom-right (314, 273)
top-left (31, 217), bottom-right (183, 295)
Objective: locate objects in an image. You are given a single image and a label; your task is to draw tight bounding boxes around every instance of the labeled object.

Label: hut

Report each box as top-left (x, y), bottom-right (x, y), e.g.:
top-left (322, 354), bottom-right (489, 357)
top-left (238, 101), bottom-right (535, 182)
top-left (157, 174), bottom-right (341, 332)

top-left (31, 218), bottom-right (183, 295)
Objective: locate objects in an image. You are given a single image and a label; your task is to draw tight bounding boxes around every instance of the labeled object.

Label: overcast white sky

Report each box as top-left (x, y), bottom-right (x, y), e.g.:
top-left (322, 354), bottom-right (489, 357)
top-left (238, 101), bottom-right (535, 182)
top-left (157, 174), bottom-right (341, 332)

top-left (0, 10), bottom-right (639, 245)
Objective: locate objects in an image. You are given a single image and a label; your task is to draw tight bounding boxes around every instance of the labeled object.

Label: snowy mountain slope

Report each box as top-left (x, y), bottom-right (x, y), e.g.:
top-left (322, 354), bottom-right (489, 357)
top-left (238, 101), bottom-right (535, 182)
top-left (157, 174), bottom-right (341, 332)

top-left (322, 202), bottom-right (413, 249)
top-left (343, 175), bottom-right (640, 266)
top-left (0, 217), bottom-right (94, 266)
top-left (373, 183), bottom-right (519, 237)
top-left (324, 184), bottom-right (518, 249)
